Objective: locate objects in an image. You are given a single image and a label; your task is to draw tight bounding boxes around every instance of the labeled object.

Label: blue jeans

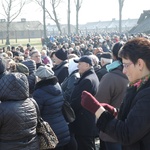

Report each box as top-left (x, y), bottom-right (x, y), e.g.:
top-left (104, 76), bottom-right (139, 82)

top-left (105, 142), bottom-right (122, 150)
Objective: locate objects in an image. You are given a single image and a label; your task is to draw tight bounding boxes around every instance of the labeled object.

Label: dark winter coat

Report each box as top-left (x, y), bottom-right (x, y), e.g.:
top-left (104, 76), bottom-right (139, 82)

top-left (70, 68), bottom-right (99, 136)
top-left (52, 60), bottom-right (69, 84)
top-left (33, 77), bottom-right (70, 147)
top-left (0, 73), bottom-right (39, 150)
top-left (61, 70), bottom-right (80, 103)
top-left (95, 64), bottom-right (109, 81)
top-left (97, 77), bottom-right (150, 150)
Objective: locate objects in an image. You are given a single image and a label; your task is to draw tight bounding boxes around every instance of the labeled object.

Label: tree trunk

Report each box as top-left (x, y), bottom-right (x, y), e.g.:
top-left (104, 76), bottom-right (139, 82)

top-left (119, 0), bottom-right (122, 33)
top-left (119, 0), bottom-right (124, 34)
top-left (68, 0), bottom-right (71, 35)
top-left (6, 22), bottom-right (10, 45)
top-left (76, 0), bottom-right (79, 35)
top-left (43, 0), bottom-right (47, 40)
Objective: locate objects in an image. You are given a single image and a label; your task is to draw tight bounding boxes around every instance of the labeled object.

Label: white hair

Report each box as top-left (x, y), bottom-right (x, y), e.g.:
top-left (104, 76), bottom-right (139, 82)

top-left (101, 57), bottom-right (112, 64)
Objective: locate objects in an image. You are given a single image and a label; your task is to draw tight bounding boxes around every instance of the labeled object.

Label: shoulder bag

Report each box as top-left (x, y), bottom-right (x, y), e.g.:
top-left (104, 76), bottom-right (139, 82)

top-left (32, 99), bottom-right (59, 149)
top-left (62, 100), bottom-right (76, 123)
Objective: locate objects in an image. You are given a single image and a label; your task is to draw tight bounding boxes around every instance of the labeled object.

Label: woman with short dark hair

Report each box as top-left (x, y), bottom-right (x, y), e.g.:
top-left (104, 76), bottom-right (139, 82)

top-left (81, 37), bottom-right (150, 150)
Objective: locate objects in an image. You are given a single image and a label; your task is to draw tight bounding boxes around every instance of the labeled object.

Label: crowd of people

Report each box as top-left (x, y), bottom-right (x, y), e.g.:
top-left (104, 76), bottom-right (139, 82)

top-left (0, 32), bottom-right (150, 150)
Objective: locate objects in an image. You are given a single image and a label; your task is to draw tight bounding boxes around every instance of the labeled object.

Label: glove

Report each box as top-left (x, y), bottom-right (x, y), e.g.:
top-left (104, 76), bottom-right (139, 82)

top-left (81, 91), bottom-right (101, 114)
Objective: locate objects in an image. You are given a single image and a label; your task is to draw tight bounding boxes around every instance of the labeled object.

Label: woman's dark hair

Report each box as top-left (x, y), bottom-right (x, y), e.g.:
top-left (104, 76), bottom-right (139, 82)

top-left (119, 37), bottom-right (150, 70)
top-left (112, 42), bottom-right (123, 62)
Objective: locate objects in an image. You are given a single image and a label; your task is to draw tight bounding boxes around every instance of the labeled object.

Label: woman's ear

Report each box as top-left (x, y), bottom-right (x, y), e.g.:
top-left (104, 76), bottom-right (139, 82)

top-left (138, 58), bottom-right (145, 71)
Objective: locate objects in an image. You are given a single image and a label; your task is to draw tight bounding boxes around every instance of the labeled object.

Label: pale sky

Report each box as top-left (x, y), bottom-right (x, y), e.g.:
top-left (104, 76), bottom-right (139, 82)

top-left (1, 0), bottom-right (150, 25)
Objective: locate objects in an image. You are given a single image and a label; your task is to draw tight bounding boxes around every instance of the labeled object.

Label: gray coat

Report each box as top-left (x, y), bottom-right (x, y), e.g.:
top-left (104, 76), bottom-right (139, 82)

top-left (95, 67), bottom-right (128, 142)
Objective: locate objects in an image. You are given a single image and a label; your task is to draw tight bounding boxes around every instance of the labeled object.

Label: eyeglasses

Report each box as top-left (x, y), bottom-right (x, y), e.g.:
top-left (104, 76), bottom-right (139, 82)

top-left (123, 62), bottom-right (133, 68)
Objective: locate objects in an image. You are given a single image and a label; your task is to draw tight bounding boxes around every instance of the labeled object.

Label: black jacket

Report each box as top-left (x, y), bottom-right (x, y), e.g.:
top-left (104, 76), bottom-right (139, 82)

top-left (52, 60), bottom-right (69, 84)
top-left (61, 70), bottom-right (80, 102)
top-left (0, 73), bottom-right (39, 150)
top-left (70, 68), bottom-right (99, 136)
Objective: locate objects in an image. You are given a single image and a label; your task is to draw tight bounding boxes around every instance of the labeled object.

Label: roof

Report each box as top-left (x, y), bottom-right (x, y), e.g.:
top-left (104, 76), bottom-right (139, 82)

top-left (79, 19), bottom-right (138, 30)
top-left (0, 21), bottom-right (43, 31)
top-left (130, 10), bottom-right (150, 34)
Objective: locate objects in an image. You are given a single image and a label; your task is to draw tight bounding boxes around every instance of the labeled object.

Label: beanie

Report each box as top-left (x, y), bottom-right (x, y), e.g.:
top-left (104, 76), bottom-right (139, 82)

top-left (16, 63), bottom-right (29, 76)
top-left (55, 48), bottom-right (68, 61)
top-left (35, 65), bottom-right (54, 80)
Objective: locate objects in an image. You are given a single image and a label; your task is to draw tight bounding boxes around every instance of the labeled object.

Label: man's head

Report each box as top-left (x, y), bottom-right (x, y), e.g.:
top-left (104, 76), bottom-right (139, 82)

top-left (74, 55), bottom-right (93, 74)
top-left (30, 50), bottom-right (41, 64)
top-left (54, 48), bottom-right (68, 65)
top-left (100, 52), bottom-right (112, 67)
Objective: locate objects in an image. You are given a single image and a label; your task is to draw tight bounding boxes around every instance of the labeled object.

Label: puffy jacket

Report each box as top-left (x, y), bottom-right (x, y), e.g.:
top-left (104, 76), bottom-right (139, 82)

top-left (33, 77), bottom-right (70, 147)
top-left (0, 73), bottom-right (39, 150)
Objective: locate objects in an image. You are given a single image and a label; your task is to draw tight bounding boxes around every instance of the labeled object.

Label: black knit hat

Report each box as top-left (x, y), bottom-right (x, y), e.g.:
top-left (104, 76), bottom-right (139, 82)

top-left (0, 58), bottom-right (6, 74)
top-left (55, 48), bottom-right (68, 61)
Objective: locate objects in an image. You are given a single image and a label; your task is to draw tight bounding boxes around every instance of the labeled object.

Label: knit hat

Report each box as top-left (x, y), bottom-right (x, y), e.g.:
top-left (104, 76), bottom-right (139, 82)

top-left (0, 57), bottom-right (6, 74)
top-left (55, 48), bottom-right (68, 61)
top-left (35, 65), bottom-right (54, 80)
top-left (74, 55), bottom-right (93, 66)
top-left (16, 63), bottom-right (29, 76)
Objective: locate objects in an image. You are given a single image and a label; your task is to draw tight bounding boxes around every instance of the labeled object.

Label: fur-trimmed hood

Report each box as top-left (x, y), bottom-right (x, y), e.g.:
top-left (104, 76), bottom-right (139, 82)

top-left (34, 76), bottom-right (61, 96)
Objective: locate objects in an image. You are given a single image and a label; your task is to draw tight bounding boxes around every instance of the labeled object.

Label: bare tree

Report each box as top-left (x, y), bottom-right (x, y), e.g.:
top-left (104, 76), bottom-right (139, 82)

top-left (118, 0), bottom-right (125, 33)
top-left (74, 0), bottom-right (83, 35)
top-left (67, 0), bottom-right (71, 35)
top-left (1, 0), bottom-right (29, 45)
top-left (35, 0), bottom-right (63, 35)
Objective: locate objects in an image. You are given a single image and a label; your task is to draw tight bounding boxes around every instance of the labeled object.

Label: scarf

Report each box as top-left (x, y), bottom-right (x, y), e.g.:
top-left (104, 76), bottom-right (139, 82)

top-left (106, 60), bottom-right (122, 72)
top-left (118, 75), bottom-right (150, 121)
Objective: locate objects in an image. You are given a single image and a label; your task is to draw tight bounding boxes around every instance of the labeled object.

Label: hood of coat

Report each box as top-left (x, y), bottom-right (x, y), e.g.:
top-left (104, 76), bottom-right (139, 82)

top-left (0, 73), bottom-right (29, 101)
top-left (68, 58), bottom-right (79, 75)
top-left (35, 77), bottom-right (62, 96)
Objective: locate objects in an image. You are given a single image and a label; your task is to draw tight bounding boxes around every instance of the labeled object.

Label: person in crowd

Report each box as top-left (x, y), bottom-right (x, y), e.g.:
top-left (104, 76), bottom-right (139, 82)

top-left (74, 45), bottom-right (82, 57)
top-left (0, 47), bottom-right (3, 57)
top-left (0, 70), bottom-right (39, 149)
top-left (0, 58), bottom-right (8, 79)
top-left (102, 41), bottom-right (110, 52)
top-left (89, 54), bottom-right (101, 78)
top-left (61, 56), bottom-right (80, 150)
top-left (84, 44), bottom-right (93, 55)
top-left (21, 59), bottom-right (37, 96)
top-left (70, 55), bottom-right (100, 150)
top-left (95, 42), bottom-right (128, 150)
top-left (24, 50), bottom-right (30, 60)
top-left (52, 48), bottom-right (69, 84)
top-left (6, 51), bottom-right (13, 59)
top-left (9, 62), bottom-right (29, 75)
top-left (11, 46), bottom-right (20, 57)
top-left (81, 37), bottom-right (150, 150)
top-left (30, 50), bottom-right (44, 69)
top-left (97, 52), bottom-right (112, 81)
top-left (61, 56), bottom-right (80, 102)
top-left (33, 65), bottom-right (70, 150)
top-left (8, 60), bottom-right (35, 93)
top-left (41, 49), bottom-right (53, 66)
